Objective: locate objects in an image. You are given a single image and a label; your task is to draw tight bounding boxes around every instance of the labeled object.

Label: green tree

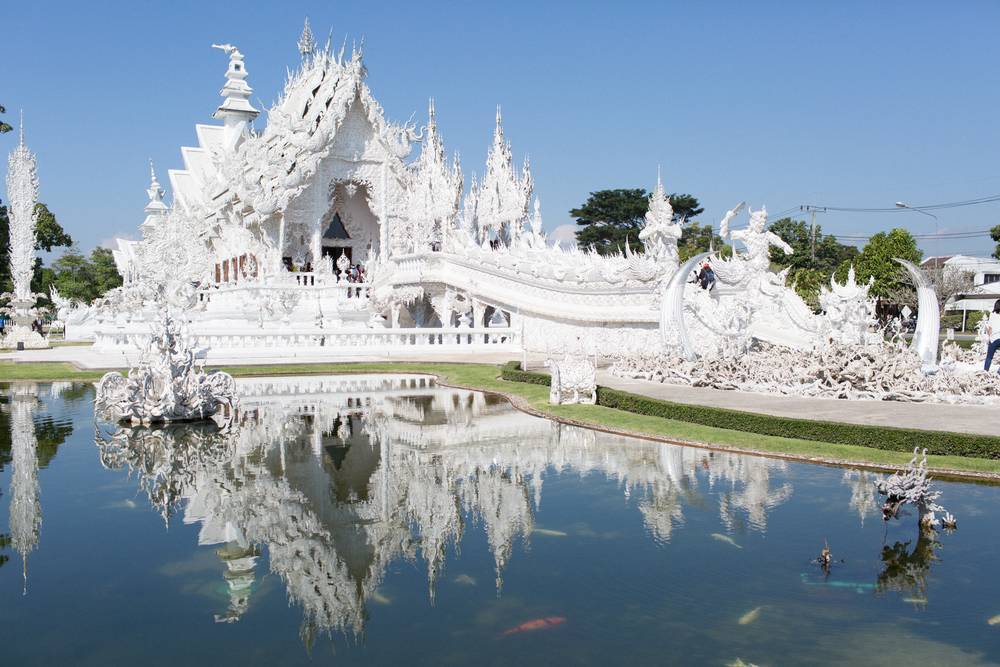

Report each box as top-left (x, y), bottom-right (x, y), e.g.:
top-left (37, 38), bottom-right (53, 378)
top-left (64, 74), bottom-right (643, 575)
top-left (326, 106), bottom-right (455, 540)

top-left (50, 245), bottom-right (95, 302)
top-left (90, 246), bottom-right (123, 295)
top-left (678, 221), bottom-right (727, 261)
top-left (767, 218), bottom-right (860, 305)
top-left (850, 228), bottom-right (923, 299)
top-left (768, 218), bottom-right (859, 273)
top-left (0, 104), bottom-right (12, 135)
top-left (990, 224), bottom-right (1000, 260)
top-left (571, 188), bottom-right (703, 255)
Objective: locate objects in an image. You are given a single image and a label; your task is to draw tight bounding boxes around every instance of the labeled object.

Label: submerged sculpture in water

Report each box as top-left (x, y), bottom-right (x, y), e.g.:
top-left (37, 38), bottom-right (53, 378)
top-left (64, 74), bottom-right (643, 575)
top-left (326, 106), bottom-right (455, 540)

top-left (95, 313), bottom-right (237, 424)
top-left (875, 448), bottom-right (955, 530)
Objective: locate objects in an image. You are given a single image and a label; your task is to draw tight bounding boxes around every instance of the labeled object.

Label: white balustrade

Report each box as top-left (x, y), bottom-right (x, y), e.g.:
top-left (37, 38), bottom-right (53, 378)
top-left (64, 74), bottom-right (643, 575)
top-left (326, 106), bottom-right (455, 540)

top-left (94, 326), bottom-right (517, 355)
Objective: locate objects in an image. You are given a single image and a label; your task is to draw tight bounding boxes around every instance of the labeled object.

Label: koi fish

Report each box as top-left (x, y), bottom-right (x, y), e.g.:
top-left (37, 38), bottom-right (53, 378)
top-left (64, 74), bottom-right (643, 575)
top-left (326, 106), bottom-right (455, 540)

top-left (532, 528), bottom-right (568, 537)
top-left (371, 591), bottom-right (392, 605)
top-left (453, 574), bottom-right (477, 586)
top-left (903, 597), bottom-right (927, 605)
top-left (988, 614), bottom-right (1000, 626)
top-left (500, 616), bottom-right (567, 637)
top-left (711, 533), bottom-right (743, 549)
top-left (738, 606), bottom-right (763, 625)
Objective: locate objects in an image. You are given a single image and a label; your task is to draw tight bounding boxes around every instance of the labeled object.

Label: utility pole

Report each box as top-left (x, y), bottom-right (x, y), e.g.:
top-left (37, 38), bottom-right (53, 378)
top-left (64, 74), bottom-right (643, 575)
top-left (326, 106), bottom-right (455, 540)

top-left (800, 205), bottom-right (827, 267)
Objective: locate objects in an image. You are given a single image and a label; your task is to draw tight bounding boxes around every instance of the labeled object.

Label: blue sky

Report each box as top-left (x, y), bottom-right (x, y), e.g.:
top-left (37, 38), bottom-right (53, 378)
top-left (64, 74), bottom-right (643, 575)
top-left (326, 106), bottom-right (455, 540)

top-left (2, 0), bottom-right (1000, 258)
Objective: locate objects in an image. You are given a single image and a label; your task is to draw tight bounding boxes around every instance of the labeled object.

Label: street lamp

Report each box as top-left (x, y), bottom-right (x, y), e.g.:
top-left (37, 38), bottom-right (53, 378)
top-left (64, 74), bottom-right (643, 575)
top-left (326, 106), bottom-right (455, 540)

top-left (895, 201), bottom-right (940, 268)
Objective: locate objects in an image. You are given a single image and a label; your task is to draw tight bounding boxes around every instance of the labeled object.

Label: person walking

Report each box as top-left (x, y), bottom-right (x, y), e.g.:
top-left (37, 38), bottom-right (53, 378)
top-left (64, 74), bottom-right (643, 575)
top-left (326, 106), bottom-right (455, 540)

top-left (984, 300), bottom-right (1000, 372)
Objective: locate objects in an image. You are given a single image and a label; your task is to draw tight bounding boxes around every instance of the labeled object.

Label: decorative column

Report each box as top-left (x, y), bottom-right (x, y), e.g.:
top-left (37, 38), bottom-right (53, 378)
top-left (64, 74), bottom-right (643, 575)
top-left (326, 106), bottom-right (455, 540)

top-left (3, 117), bottom-right (48, 349)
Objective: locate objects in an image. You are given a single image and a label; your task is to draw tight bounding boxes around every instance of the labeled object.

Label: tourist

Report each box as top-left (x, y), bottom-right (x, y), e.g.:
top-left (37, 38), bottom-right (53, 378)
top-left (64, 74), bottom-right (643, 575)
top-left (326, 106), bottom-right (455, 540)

top-left (985, 300), bottom-right (1000, 372)
top-left (697, 261), bottom-right (716, 290)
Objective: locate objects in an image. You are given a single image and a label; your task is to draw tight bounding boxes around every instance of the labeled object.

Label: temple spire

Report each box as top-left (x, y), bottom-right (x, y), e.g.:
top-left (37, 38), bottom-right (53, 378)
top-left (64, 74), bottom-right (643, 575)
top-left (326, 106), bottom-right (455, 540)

top-left (210, 43), bottom-right (259, 129)
top-left (145, 160), bottom-right (168, 216)
top-left (298, 18), bottom-right (316, 59)
top-left (18, 109), bottom-right (24, 147)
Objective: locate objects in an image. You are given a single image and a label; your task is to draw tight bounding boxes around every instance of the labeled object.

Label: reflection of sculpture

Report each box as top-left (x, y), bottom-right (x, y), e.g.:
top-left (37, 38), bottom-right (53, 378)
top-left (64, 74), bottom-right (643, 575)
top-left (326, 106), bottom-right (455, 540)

top-left (95, 313), bottom-right (237, 424)
top-left (877, 532), bottom-right (940, 601)
top-left (8, 384), bottom-right (41, 593)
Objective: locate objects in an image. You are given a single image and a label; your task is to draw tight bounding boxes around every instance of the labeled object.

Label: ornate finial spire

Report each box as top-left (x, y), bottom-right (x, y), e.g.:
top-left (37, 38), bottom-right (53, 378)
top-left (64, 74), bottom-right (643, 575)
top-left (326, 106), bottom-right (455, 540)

top-left (211, 43), bottom-right (259, 127)
top-left (18, 109), bottom-right (24, 146)
top-left (145, 160), bottom-right (168, 216)
top-left (298, 18), bottom-right (316, 58)
top-left (428, 97), bottom-right (436, 130)
top-left (495, 105), bottom-right (502, 131)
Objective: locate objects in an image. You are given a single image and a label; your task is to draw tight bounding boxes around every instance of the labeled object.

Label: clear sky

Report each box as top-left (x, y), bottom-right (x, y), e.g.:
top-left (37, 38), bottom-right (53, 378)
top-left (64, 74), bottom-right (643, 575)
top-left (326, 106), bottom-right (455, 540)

top-left (2, 0), bottom-right (999, 259)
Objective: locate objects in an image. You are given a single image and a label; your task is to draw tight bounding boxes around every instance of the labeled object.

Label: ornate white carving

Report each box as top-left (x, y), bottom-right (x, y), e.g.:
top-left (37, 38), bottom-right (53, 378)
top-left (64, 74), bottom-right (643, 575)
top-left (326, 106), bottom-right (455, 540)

top-left (545, 351), bottom-right (597, 405)
top-left (3, 118), bottom-right (48, 349)
top-left (638, 170), bottom-right (682, 273)
top-left (95, 313), bottom-right (238, 424)
top-left (476, 108), bottom-right (531, 245)
top-left (875, 447), bottom-right (952, 530)
top-left (404, 99), bottom-right (462, 252)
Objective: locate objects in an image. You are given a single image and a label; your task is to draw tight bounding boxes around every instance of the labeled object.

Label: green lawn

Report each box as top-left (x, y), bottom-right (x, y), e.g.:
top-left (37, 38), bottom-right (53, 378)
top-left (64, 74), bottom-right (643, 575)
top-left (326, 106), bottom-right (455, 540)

top-left (2, 359), bottom-right (998, 477)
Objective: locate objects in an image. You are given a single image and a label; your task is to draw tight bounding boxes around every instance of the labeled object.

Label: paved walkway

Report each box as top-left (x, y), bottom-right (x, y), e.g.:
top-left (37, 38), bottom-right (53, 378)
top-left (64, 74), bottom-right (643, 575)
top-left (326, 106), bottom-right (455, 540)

top-left (594, 371), bottom-right (1000, 438)
top-left (4, 344), bottom-right (998, 437)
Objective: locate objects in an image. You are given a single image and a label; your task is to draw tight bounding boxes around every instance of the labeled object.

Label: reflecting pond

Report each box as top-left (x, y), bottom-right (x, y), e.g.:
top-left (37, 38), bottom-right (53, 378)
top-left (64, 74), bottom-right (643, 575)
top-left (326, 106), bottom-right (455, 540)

top-left (1, 375), bottom-right (999, 665)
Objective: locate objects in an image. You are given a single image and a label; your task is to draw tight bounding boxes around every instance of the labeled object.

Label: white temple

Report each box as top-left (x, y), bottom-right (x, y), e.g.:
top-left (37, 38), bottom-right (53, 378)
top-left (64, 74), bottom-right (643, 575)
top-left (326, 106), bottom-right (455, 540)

top-left (58, 22), bottom-right (886, 368)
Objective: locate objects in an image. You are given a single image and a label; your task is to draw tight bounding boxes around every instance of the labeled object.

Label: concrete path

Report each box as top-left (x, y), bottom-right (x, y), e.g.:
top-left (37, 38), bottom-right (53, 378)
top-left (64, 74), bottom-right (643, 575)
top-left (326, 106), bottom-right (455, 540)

top-left (594, 371), bottom-right (1000, 438)
top-left (4, 344), bottom-right (997, 437)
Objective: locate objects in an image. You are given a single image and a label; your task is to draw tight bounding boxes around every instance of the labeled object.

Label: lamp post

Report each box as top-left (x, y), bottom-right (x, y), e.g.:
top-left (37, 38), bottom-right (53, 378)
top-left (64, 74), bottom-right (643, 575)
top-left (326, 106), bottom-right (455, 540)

top-left (895, 201), bottom-right (940, 269)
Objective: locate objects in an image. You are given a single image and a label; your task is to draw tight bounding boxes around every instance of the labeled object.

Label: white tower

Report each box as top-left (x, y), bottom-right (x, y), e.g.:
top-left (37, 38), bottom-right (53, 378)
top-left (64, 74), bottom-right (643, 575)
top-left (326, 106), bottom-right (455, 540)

top-left (210, 44), bottom-right (259, 146)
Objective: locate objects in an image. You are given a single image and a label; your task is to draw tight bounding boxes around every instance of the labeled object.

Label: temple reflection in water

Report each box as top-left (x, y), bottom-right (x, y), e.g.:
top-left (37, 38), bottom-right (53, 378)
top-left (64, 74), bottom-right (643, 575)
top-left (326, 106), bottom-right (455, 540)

top-left (95, 374), bottom-right (797, 639)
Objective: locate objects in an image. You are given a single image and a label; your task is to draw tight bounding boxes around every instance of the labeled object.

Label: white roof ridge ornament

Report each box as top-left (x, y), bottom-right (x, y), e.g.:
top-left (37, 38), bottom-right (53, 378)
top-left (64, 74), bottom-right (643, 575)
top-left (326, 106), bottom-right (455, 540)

top-left (211, 43), bottom-right (259, 128)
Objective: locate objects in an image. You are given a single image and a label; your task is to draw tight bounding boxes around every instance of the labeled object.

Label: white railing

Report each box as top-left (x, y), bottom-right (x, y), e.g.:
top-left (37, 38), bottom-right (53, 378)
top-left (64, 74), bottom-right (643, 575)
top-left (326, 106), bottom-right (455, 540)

top-left (199, 279), bottom-right (371, 304)
top-left (93, 326), bottom-right (517, 354)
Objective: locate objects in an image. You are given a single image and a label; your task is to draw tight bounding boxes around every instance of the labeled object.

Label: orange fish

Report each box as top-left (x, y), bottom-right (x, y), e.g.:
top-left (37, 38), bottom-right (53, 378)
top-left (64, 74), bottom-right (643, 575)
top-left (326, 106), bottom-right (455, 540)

top-left (500, 616), bottom-right (567, 638)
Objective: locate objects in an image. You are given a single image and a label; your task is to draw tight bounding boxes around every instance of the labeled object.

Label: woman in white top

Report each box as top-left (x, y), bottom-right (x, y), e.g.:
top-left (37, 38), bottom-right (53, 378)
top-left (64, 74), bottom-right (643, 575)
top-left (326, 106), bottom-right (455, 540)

top-left (984, 300), bottom-right (1000, 372)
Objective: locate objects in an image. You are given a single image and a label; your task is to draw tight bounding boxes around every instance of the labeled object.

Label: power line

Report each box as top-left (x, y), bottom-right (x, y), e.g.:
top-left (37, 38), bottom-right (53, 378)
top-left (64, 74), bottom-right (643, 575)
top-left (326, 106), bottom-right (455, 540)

top-left (798, 193), bottom-right (1000, 214)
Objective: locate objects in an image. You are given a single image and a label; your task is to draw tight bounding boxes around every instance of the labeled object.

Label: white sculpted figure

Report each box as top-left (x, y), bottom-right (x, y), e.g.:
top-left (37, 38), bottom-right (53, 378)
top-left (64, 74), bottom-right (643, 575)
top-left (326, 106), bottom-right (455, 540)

top-left (545, 351), bottom-right (597, 405)
top-left (638, 172), bottom-right (682, 272)
top-left (95, 312), bottom-right (237, 424)
top-left (724, 206), bottom-right (792, 274)
top-left (818, 266), bottom-right (877, 346)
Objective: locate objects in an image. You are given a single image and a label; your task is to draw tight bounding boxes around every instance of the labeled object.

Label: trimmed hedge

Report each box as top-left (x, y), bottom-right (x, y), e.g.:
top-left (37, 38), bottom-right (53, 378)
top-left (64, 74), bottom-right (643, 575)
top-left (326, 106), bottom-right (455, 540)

top-left (500, 362), bottom-right (1000, 459)
top-left (501, 361), bottom-right (551, 386)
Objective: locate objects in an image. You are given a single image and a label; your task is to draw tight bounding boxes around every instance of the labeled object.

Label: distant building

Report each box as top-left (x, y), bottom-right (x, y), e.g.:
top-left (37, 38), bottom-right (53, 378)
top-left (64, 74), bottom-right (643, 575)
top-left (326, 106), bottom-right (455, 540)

top-left (931, 255), bottom-right (1000, 315)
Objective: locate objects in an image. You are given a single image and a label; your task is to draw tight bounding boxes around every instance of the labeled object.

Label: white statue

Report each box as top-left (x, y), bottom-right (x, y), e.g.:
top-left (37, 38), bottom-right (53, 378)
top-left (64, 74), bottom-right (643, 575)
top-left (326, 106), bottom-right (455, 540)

top-left (638, 171), bottom-right (682, 272)
top-left (95, 312), bottom-right (237, 424)
top-left (724, 205), bottom-right (793, 274)
top-left (545, 351), bottom-right (597, 405)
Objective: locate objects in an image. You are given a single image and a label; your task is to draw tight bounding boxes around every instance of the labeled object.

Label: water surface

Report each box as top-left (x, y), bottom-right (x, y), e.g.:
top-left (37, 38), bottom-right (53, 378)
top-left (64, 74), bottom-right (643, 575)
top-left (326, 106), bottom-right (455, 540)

top-left (1, 376), bottom-right (999, 665)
